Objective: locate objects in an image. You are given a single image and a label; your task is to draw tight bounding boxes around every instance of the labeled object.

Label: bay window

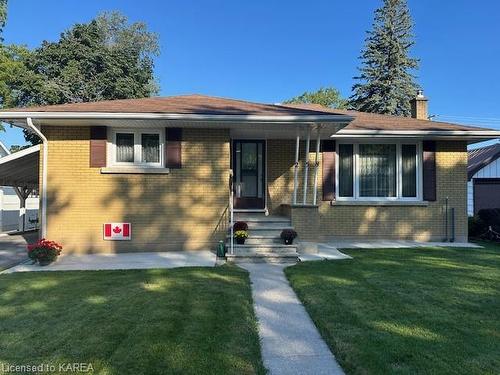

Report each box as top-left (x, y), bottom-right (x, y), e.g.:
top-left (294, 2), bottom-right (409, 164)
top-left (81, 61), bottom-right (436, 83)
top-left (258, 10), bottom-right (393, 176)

top-left (337, 142), bottom-right (421, 200)
top-left (111, 129), bottom-right (163, 167)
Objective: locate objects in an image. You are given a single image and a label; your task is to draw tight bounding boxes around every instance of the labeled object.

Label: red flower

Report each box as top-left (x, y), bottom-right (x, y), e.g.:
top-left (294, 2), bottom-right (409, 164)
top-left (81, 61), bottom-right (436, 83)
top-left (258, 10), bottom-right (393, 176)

top-left (26, 238), bottom-right (63, 262)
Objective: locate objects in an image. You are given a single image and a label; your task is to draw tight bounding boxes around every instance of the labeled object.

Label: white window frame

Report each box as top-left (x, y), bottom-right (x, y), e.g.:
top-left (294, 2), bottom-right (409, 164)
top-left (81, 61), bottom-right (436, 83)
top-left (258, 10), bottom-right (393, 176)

top-left (109, 128), bottom-right (164, 168)
top-left (335, 140), bottom-right (423, 201)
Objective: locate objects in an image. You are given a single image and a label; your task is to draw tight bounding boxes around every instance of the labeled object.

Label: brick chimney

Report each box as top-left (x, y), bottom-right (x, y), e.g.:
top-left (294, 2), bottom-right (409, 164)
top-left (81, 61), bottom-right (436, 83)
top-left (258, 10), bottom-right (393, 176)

top-left (410, 90), bottom-right (428, 120)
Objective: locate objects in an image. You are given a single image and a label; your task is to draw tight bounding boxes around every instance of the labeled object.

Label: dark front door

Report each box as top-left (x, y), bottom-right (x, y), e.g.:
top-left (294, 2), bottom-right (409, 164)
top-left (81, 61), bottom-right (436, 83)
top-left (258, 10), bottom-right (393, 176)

top-left (233, 140), bottom-right (265, 209)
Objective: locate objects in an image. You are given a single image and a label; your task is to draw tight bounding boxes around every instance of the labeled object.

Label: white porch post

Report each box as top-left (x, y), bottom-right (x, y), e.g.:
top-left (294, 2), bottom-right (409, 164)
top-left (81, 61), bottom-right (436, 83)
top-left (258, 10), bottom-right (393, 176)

top-left (18, 194), bottom-right (26, 232)
top-left (292, 132), bottom-right (300, 204)
top-left (312, 126), bottom-right (321, 205)
top-left (302, 127), bottom-right (311, 204)
top-left (14, 187), bottom-right (30, 233)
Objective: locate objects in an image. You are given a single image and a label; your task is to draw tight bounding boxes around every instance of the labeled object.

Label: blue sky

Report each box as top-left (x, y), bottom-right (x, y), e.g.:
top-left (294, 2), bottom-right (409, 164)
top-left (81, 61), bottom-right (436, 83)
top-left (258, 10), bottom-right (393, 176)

top-left (1, 0), bottom-right (500, 148)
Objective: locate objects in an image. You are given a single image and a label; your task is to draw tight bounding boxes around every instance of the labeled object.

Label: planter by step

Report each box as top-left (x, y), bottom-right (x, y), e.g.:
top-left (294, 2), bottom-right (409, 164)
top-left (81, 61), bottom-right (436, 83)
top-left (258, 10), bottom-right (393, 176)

top-left (38, 259), bottom-right (53, 266)
top-left (236, 238), bottom-right (246, 245)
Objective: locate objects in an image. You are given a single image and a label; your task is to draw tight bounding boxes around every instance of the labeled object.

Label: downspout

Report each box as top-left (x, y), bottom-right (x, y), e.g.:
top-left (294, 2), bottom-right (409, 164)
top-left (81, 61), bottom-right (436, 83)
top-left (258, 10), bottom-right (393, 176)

top-left (26, 117), bottom-right (48, 238)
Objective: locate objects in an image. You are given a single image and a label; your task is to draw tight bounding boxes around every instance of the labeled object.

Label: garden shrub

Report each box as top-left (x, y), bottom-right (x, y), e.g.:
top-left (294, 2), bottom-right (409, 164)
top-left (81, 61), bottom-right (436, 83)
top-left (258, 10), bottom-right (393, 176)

top-left (477, 208), bottom-right (500, 233)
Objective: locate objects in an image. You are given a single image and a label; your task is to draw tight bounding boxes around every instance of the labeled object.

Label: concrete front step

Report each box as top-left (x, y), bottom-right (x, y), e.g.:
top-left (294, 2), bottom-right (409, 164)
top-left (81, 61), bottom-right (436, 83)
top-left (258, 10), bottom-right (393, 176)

top-left (245, 229), bottom-right (287, 237)
top-left (229, 227), bottom-right (293, 237)
top-left (226, 252), bottom-right (298, 264)
top-left (238, 222), bottom-right (293, 230)
top-left (228, 213), bottom-right (297, 262)
top-left (230, 244), bottom-right (298, 254)
top-left (226, 237), bottom-right (283, 245)
top-left (234, 214), bottom-right (290, 222)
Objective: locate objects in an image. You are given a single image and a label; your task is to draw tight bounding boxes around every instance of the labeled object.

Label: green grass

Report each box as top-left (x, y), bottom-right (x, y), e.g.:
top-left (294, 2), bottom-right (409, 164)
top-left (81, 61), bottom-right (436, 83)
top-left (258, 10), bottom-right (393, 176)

top-left (285, 243), bottom-right (500, 375)
top-left (0, 266), bottom-right (266, 375)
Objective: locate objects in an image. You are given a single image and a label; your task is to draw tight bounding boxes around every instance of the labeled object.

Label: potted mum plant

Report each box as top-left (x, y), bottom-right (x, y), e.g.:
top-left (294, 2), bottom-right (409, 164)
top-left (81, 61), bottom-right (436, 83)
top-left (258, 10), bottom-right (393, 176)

top-left (280, 229), bottom-right (298, 245)
top-left (27, 239), bottom-right (63, 266)
top-left (234, 230), bottom-right (249, 245)
top-left (233, 221), bottom-right (249, 231)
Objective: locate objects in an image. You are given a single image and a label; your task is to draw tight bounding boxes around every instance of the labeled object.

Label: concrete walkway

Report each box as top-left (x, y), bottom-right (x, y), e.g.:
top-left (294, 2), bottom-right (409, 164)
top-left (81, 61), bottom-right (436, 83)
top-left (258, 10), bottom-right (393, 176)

top-left (2, 251), bottom-right (216, 273)
top-left (299, 244), bottom-right (352, 262)
top-left (329, 239), bottom-right (482, 249)
top-left (241, 263), bottom-right (344, 375)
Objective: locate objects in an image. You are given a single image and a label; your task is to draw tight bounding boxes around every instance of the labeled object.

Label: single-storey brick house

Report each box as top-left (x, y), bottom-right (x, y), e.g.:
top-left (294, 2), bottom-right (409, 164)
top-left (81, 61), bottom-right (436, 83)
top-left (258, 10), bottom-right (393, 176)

top-left (1, 93), bottom-right (498, 259)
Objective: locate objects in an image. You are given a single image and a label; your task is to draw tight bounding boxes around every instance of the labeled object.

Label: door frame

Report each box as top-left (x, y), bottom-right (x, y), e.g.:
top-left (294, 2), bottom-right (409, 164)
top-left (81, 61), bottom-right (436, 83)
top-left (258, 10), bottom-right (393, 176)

top-left (231, 139), bottom-right (267, 210)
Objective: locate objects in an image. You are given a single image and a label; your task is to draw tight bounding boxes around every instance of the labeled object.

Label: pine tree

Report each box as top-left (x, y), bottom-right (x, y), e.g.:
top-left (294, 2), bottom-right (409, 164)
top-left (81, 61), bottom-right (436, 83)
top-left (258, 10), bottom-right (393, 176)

top-left (0, 0), bottom-right (6, 42)
top-left (350, 0), bottom-right (419, 117)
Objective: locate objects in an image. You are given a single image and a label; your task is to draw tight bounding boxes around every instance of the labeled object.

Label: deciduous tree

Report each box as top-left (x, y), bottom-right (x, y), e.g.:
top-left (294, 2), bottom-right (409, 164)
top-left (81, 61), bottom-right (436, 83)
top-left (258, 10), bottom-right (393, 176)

top-left (284, 87), bottom-right (347, 109)
top-left (4, 11), bottom-right (160, 144)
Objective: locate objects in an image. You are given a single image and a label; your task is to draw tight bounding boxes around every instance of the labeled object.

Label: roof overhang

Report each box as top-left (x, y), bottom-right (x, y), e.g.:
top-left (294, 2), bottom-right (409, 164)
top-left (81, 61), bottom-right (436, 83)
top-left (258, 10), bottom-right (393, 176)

top-left (0, 111), bottom-right (354, 125)
top-left (0, 145), bottom-right (40, 188)
top-left (0, 111), bottom-right (355, 139)
top-left (333, 129), bottom-right (500, 143)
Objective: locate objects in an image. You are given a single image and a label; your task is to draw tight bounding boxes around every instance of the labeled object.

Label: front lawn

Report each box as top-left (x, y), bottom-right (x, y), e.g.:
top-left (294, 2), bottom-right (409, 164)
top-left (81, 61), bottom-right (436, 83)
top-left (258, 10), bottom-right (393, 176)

top-left (0, 266), bottom-right (266, 375)
top-left (286, 243), bottom-right (500, 375)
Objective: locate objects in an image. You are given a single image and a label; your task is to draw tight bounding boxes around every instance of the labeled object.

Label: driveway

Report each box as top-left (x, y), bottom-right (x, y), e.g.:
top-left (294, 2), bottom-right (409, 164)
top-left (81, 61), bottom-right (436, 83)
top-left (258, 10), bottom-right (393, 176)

top-left (0, 231), bottom-right (38, 271)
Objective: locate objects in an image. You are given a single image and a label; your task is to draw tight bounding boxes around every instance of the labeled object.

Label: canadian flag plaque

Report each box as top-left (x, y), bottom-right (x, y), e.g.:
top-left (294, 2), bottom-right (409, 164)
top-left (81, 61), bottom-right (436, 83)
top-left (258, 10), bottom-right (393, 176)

top-left (104, 223), bottom-right (131, 240)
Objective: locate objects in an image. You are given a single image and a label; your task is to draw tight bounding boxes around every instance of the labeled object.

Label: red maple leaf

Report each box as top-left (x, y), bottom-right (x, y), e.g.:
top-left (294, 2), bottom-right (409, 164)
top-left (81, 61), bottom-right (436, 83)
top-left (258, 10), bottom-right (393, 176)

top-left (113, 226), bottom-right (122, 234)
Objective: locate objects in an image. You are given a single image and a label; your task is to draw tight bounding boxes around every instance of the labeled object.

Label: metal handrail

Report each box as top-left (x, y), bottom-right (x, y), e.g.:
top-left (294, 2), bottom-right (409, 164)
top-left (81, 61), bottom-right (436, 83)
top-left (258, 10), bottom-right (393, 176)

top-left (229, 170), bottom-right (234, 255)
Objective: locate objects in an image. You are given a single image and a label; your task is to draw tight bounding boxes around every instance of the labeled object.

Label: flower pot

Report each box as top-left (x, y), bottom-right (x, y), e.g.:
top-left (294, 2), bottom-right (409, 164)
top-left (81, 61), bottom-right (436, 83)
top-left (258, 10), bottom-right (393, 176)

top-left (38, 259), bottom-right (52, 266)
top-left (284, 238), bottom-right (294, 245)
top-left (236, 238), bottom-right (246, 245)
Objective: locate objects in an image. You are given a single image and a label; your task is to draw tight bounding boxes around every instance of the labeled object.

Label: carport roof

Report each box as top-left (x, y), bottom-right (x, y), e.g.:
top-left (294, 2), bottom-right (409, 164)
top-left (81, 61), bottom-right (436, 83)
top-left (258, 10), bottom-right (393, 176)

top-left (0, 145), bottom-right (40, 188)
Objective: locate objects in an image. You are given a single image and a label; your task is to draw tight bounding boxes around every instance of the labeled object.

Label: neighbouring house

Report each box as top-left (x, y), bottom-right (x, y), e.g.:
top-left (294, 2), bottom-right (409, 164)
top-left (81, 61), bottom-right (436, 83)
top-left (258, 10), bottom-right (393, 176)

top-left (0, 141), bottom-right (39, 232)
top-left (467, 143), bottom-right (500, 216)
top-left (0, 92), bottom-right (498, 259)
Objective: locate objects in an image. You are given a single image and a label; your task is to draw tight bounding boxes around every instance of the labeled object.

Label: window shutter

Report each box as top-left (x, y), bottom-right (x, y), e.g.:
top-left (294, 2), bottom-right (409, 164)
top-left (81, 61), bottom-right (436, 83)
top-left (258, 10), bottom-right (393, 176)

top-left (90, 126), bottom-right (107, 168)
top-left (322, 140), bottom-right (336, 201)
top-left (423, 141), bottom-right (437, 201)
top-left (165, 128), bottom-right (182, 169)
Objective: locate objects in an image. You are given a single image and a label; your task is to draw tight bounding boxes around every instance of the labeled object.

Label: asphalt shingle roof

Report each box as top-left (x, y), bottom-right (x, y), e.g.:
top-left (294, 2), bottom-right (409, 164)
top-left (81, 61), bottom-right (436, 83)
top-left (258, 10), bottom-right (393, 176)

top-left (0, 94), bottom-right (493, 132)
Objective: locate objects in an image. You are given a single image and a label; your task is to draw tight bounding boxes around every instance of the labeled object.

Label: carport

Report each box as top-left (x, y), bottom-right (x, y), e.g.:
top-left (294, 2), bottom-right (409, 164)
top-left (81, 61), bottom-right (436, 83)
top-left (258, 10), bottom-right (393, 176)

top-left (0, 145), bottom-right (40, 232)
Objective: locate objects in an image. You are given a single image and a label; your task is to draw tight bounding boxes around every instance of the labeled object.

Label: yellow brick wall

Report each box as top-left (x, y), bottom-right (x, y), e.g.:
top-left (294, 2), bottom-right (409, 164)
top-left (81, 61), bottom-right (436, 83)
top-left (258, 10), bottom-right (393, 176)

top-left (267, 140), bottom-right (468, 242)
top-left (42, 126), bottom-right (230, 253)
top-left (41, 131), bottom-right (467, 254)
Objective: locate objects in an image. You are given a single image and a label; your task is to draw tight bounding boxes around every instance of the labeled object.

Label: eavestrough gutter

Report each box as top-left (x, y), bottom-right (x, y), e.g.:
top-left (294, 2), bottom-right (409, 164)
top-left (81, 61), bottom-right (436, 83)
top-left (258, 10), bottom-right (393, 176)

top-left (0, 111), bottom-right (355, 124)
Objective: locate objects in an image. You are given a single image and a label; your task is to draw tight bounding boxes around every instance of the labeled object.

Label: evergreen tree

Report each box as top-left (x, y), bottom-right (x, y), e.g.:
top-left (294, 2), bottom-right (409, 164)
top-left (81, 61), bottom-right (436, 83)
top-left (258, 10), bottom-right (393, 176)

top-left (350, 0), bottom-right (419, 116)
top-left (0, 0), bottom-right (6, 42)
top-left (0, 0), bottom-right (8, 132)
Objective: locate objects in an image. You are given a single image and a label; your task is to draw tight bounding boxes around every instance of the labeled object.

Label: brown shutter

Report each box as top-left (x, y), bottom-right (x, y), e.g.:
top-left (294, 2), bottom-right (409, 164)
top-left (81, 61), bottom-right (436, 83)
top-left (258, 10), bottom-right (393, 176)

top-left (423, 140), bottom-right (437, 201)
top-left (90, 126), bottom-right (107, 168)
top-left (321, 140), bottom-right (336, 201)
top-left (165, 128), bottom-right (182, 169)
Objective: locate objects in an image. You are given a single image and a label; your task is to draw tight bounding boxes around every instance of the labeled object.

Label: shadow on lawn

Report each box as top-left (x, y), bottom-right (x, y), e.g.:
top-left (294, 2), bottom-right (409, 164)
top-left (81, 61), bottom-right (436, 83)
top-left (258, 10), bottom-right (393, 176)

top-left (287, 246), bottom-right (500, 374)
top-left (0, 266), bottom-right (266, 375)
